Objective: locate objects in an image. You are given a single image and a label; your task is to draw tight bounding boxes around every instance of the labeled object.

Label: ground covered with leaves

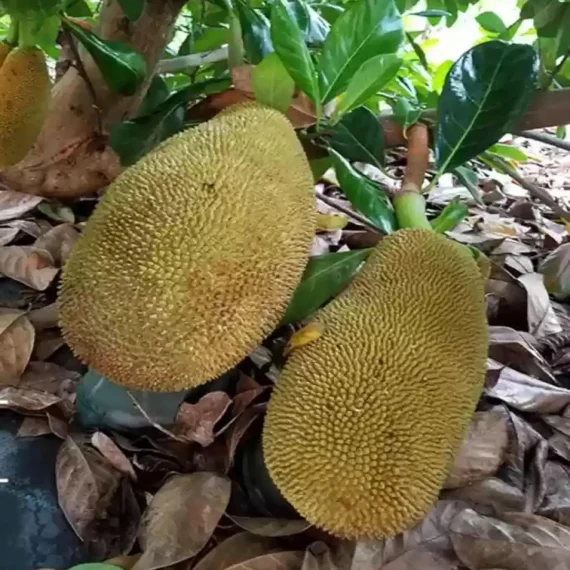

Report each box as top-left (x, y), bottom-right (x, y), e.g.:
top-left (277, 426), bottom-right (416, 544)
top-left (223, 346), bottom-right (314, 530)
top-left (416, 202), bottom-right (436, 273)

top-left (2, 133), bottom-right (570, 570)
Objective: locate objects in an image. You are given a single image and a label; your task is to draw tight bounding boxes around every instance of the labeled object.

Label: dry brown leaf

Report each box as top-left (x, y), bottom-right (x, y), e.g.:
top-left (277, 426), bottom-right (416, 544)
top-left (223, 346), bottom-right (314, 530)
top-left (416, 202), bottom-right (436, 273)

top-left (518, 272), bottom-right (562, 338)
top-left (193, 531), bottom-right (280, 570)
top-left (32, 329), bottom-right (65, 361)
top-left (228, 515), bottom-right (311, 537)
top-left (537, 461), bottom-right (570, 527)
top-left (0, 226), bottom-right (19, 246)
top-left (34, 223), bottom-right (80, 266)
top-left (444, 411), bottom-right (509, 489)
top-left (47, 412), bottom-right (69, 438)
top-left (16, 415), bottom-right (52, 437)
top-left (55, 436), bottom-right (122, 540)
top-left (19, 360), bottom-right (80, 397)
top-left (28, 302), bottom-right (60, 331)
top-left (486, 358), bottom-right (570, 414)
top-left (91, 431), bottom-right (137, 480)
top-left (133, 472), bottom-right (231, 570)
top-left (0, 246), bottom-right (59, 290)
top-left (0, 309), bottom-right (35, 384)
top-left (381, 548), bottom-right (458, 570)
top-left (351, 500), bottom-right (470, 569)
top-left (171, 391), bottom-right (231, 446)
top-left (0, 385), bottom-right (61, 411)
top-left (220, 552), bottom-right (304, 570)
top-left (0, 189), bottom-right (43, 221)
top-left (539, 242), bottom-right (570, 299)
top-left (301, 541), bottom-right (342, 570)
top-left (105, 554), bottom-right (141, 570)
top-left (450, 509), bottom-right (570, 570)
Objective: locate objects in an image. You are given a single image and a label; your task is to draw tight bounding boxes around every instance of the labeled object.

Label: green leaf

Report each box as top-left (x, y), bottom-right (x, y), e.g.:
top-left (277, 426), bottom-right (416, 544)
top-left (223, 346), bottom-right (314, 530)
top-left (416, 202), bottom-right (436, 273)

top-left (454, 165), bottom-right (483, 204)
top-left (64, 0), bottom-right (92, 16)
top-left (318, 0), bottom-right (403, 103)
top-left (109, 77), bottom-right (231, 166)
top-left (252, 52), bottom-right (295, 113)
top-left (193, 27), bottom-right (229, 52)
top-left (67, 565), bottom-right (122, 570)
top-left (330, 150), bottom-right (396, 233)
top-left (430, 198), bottom-right (468, 233)
top-left (334, 54), bottom-right (402, 118)
top-left (288, 0), bottom-right (330, 45)
top-left (435, 40), bottom-right (539, 173)
top-left (117, 0), bottom-right (145, 21)
top-left (393, 97), bottom-right (422, 131)
top-left (234, 0), bottom-right (273, 64)
top-left (63, 17), bottom-right (147, 96)
top-left (281, 248), bottom-right (372, 324)
top-left (0, 0), bottom-right (64, 19)
top-left (309, 156), bottom-right (333, 181)
top-left (487, 143), bottom-right (529, 162)
top-left (476, 11), bottom-right (507, 33)
top-left (136, 74), bottom-right (170, 117)
top-left (323, 106), bottom-right (384, 169)
top-left (271, 0), bottom-right (320, 103)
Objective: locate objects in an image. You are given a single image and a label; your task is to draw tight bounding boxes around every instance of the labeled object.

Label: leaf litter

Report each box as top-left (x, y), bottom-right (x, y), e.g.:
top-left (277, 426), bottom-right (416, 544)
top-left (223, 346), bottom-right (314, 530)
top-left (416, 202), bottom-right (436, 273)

top-left (2, 131), bottom-right (570, 570)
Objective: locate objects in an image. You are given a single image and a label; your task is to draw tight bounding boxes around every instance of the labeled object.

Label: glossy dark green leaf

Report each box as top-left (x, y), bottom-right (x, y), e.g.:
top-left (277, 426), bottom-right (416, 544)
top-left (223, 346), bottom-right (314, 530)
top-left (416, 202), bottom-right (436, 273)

top-left (64, 0), bottom-right (92, 16)
top-left (289, 0), bottom-right (330, 45)
top-left (318, 0), bottom-right (403, 103)
top-left (476, 11), bottom-right (507, 33)
top-left (454, 165), bottom-right (483, 204)
top-left (136, 75), bottom-right (170, 117)
top-left (323, 106), bottom-right (384, 169)
top-left (281, 248), bottom-right (372, 324)
top-left (63, 17), bottom-right (147, 96)
top-left (271, 0), bottom-right (320, 102)
top-left (443, 0), bottom-right (458, 26)
top-left (118, 0), bottom-right (145, 21)
top-left (252, 52), bottom-right (295, 112)
top-left (330, 150), bottom-right (396, 233)
top-left (435, 41), bottom-right (539, 173)
top-left (234, 0), bottom-right (273, 64)
top-left (430, 198), bottom-right (468, 233)
top-left (334, 55), bottom-right (402, 118)
top-left (406, 31), bottom-right (429, 70)
top-left (109, 77), bottom-right (230, 166)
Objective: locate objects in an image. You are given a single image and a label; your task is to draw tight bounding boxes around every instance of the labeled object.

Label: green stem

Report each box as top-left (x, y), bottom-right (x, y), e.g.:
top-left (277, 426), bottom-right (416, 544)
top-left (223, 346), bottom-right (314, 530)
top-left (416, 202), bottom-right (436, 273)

top-left (6, 18), bottom-right (18, 46)
top-left (227, 11), bottom-right (244, 69)
top-left (16, 18), bottom-right (38, 49)
top-left (393, 190), bottom-right (432, 230)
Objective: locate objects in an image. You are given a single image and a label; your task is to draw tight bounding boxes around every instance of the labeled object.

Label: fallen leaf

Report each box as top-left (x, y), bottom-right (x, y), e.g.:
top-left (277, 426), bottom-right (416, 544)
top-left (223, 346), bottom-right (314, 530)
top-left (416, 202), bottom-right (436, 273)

top-left (47, 411), bottom-right (69, 438)
top-left (193, 532), bottom-right (280, 570)
top-left (171, 391), bottom-right (232, 446)
top-left (518, 272), bottom-right (562, 338)
top-left (33, 329), bottom-right (65, 360)
top-left (539, 242), bottom-right (570, 299)
top-left (37, 202), bottom-right (75, 223)
top-left (28, 302), bottom-right (60, 331)
top-left (382, 548), bottom-right (459, 570)
top-left (301, 541), bottom-right (342, 570)
top-left (16, 415), bottom-right (52, 437)
top-left (537, 460), bottom-right (570, 527)
top-left (284, 322), bottom-right (324, 355)
top-left (450, 509), bottom-right (570, 570)
top-left (56, 436), bottom-right (122, 540)
top-left (218, 552), bottom-right (304, 570)
top-left (34, 223), bottom-right (80, 266)
top-left (0, 189), bottom-right (43, 221)
top-left (19, 360), bottom-right (80, 397)
top-left (486, 359), bottom-right (570, 414)
top-left (0, 226), bottom-right (19, 245)
top-left (228, 516), bottom-right (311, 537)
top-left (316, 212), bottom-right (348, 230)
top-left (91, 432), bottom-right (137, 480)
top-left (0, 246), bottom-right (59, 290)
top-left (133, 472), bottom-right (231, 570)
top-left (0, 309), bottom-right (35, 384)
top-left (0, 385), bottom-right (61, 411)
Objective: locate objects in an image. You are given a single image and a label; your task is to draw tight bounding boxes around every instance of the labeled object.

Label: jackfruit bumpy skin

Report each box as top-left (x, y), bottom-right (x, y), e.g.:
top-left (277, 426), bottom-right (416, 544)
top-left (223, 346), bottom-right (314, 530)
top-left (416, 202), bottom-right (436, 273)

top-left (59, 103), bottom-right (317, 392)
top-left (0, 47), bottom-right (51, 168)
top-left (262, 228), bottom-right (489, 540)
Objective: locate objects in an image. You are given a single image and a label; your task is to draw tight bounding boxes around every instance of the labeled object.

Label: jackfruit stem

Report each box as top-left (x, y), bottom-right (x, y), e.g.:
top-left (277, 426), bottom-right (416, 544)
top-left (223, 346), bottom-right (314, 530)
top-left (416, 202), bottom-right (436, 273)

top-left (16, 19), bottom-right (38, 48)
top-left (6, 20), bottom-right (18, 46)
top-left (393, 187), bottom-right (432, 230)
top-left (227, 12), bottom-right (245, 68)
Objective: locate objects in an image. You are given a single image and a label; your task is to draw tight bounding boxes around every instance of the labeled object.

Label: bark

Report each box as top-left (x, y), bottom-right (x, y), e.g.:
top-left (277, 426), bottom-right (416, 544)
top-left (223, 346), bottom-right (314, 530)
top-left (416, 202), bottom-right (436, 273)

top-left (0, 0), bottom-right (186, 199)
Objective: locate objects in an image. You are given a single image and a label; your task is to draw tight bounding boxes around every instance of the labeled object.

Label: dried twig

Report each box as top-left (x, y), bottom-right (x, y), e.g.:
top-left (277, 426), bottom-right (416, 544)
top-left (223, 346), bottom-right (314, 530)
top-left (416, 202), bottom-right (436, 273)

top-left (62, 28), bottom-right (103, 134)
top-left (316, 193), bottom-right (383, 234)
top-left (519, 130), bottom-right (570, 152)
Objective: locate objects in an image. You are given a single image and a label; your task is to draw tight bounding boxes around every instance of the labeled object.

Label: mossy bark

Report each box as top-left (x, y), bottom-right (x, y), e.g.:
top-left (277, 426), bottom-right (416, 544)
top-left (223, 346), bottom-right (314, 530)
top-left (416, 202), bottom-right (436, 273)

top-left (0, 0), bottom-right (186, 199)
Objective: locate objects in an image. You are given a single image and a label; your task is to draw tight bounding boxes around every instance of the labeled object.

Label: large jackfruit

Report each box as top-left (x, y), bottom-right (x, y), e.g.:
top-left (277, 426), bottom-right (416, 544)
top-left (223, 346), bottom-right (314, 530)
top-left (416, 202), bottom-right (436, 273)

top-left (262, 228), bottom-right (488, 540)
top-left (0, 46), bottom-right (51, 168)
top-left (59, 102), bottom-right (316, 392)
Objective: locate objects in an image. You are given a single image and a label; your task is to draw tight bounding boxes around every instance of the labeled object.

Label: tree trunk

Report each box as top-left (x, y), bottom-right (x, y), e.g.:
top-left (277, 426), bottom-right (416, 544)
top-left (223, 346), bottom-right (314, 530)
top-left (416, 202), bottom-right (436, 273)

top-left (0, 0), bottom-right (186, 200)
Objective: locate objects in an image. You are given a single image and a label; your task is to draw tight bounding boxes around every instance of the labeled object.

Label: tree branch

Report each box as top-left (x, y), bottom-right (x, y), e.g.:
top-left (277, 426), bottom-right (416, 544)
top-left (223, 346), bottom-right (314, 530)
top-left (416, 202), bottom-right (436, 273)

top-left (157, 46), bottom-right (229, 74)
top-left (519, 129), bottom-right (570, 152)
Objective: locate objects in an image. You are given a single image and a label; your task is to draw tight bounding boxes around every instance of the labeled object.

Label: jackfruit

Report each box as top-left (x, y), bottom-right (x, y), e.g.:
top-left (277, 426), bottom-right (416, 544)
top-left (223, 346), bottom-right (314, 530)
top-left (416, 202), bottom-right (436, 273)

top-left (262, 228), bottom-right (489, 540)
top-left (0, 43), bottom-right (12, 68)
top-left (0, 46), bottom-right (51, 168)
top-left (58, 102), bottom-right (316, 392)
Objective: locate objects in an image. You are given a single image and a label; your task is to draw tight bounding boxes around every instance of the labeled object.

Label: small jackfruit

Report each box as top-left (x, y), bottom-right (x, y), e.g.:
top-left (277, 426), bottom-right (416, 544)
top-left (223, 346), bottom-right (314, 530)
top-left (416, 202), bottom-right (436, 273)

top-left (0, 46), bottom-right (51, 168)
top-left (59, 102), bottom-right (316, 392)
top-left (262, 228), bottom-right (489, 540)
top-left (0, 43), bottom-right (12, 68)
